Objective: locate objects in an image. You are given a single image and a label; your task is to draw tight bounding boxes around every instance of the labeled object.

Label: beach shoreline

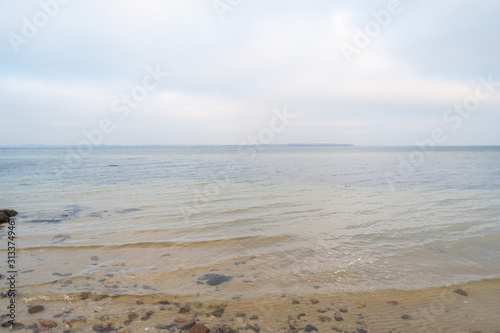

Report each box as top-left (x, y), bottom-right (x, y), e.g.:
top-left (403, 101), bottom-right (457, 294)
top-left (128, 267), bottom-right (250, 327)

top-left (3, 278), bottom-right (499, 332)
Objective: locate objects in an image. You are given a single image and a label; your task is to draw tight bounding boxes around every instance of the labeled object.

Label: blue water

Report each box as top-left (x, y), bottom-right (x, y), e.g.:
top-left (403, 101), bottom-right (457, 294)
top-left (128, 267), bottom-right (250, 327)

top-left (0, 146), bottom-right (499, 297)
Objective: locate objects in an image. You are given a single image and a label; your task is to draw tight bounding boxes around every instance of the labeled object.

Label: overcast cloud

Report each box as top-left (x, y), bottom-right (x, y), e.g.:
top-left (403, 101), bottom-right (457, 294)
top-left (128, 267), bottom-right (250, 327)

top-left (1, 0), bottom-right (499, 146)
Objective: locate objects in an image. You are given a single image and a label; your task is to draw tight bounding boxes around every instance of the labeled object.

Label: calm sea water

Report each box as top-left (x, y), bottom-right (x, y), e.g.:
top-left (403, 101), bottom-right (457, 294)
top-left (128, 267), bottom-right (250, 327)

top-left (1, 146), bottom-right (499, 299)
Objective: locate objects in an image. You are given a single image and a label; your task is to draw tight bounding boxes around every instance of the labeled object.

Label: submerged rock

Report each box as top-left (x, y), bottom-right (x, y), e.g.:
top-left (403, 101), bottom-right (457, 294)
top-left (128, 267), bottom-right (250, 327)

top-left (454, 289), bottom-right (468, 297)
top-left (198, 274), bottom-right (232, 286)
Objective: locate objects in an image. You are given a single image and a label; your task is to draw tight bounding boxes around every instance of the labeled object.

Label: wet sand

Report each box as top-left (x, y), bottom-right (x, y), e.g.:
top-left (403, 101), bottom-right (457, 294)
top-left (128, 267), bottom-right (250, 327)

top-left (3, 278), bottom-right (500, 332)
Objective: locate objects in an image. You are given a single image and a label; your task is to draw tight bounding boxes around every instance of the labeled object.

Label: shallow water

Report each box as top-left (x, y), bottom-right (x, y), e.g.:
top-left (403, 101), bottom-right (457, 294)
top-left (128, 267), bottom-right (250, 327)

top-left (1, 146), bottom-right (500, 301)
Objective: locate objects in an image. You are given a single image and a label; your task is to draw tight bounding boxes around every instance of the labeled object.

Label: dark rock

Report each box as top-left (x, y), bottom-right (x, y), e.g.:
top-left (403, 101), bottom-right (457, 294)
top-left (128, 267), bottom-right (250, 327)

top-left (292, 299), bottom-right (300, 304)
top-left (339, 308), bottom-right (348, 313)
top-left (216, 326), bottom-right (239, 333)
top-left (189, 324), bottom-right (210, 333)
top-left (0, 209), bottom-right (18, 218)
top-left (198, 274), bottom-right (232, 286)
top-left (244, 323), bottom-right (260, 332)
top-left (453, 289), bottom-right (468, 297)
top-left (0, 212), bottom-right (9, 224)
top-left (92, 323), bottom-right (117, 332)
top-left (334, 315), bottom-right (344, 322)
top-left (401, 314), bottom-right (412, 320)
top-left (319, 316), bottom-right (331, 322)
top-left (357, 329), bottom-right (368, 333)
top-left (179, 306), bottom-right (191, 314)
top-left (157, 300), bottom-right (171, 305)
top-left (249, 315), bottom-right (259, 320)
top-left (28, 305), bottom-right (45, 314)
top-left (1, 321), bottom-right (24, 330)
top-left (211, 309), bottom-right (225, 318)
top-left (128, 312), bottom-right (139, 320)
top-left (155, 324), bottom-right (176, 330)
top-left (304, 324), bottom-right (318, 332)
top-left (388, 300), bottom-right (399, 305)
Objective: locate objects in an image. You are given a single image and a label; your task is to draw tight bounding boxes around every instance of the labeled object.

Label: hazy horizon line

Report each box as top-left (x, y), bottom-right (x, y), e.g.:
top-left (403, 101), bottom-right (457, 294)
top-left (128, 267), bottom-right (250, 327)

top-left (1, 144), bottom-right (500, 149)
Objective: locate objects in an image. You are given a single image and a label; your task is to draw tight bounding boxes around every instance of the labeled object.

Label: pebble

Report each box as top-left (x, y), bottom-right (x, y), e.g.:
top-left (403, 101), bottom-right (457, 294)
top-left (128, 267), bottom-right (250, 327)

top-left (454, 289), bottom-right (468, 297)
top-left (155, 324), bottom-right (174, 330)
top-left (334, 315), bottom-right (344, 322)
top-left (39, 320), bottom-right (58, 328)
top-left (177, 321), bottom-right (195, 329)
top-left (401, 314), bottom-right (412, 320)
top-left (179, 306), bottom-right (191, 314)
top-left (189, 324), bottom-right (210, 333)
top-left (304, 324), bottom-right (318, 332)
top-left (92, 323), bottom-right (116, 332)
top-left (1, 322), bottom-right (25, 330)
top-left (310, 298), bottom-right (319, 304)
top-left (28, 305), bottom-right (45, 314)
top-left (319, 315), bottom-right (331, 322)
top-left (128, 312), bottom-right (139, 320)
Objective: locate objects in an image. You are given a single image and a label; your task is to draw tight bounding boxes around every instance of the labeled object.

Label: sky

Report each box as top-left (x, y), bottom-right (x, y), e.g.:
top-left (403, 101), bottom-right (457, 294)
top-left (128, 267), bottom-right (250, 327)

top-left (0, 0), bottom-right (499, 146)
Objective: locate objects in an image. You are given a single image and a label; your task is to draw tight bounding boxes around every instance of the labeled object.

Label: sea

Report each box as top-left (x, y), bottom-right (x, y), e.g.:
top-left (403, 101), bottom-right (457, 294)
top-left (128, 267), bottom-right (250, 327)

top-left (1, 145), bottom-right (500, 302)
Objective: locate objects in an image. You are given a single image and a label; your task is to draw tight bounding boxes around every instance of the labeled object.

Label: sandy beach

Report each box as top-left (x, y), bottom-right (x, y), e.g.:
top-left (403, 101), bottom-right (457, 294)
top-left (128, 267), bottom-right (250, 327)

top-left (3, 277), bottom-right (500, 332)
